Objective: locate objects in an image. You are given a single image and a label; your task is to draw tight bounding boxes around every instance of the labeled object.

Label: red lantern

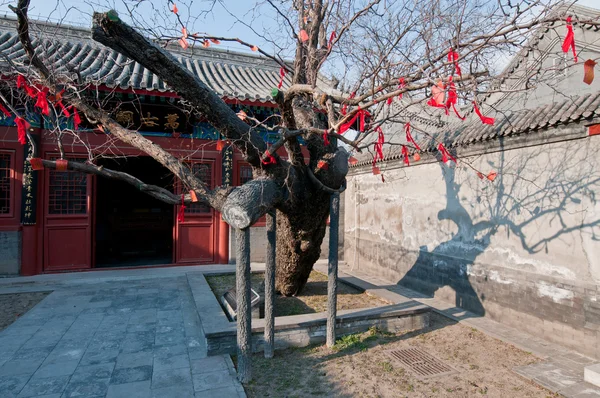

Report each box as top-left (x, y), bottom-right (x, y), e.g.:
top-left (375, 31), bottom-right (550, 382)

top-left (413, 153), bottom-right (421, 162)
top-left (372, 165), bottom-right (380, 175)
top-left (348, 156), bottom-right (358, 165)
top-left (190, 190), bottom-right (198, 203)
top-left (216, 140), bottom-right (225, 151)
top-left (55, 159), bottom-right (68, 172)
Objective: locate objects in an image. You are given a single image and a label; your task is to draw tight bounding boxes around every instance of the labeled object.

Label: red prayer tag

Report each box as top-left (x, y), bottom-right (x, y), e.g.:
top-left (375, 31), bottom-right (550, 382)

top-left (299, 30), bottom-right (309, 42)
top-left (29, 158), bottom-right (44, 170)
top-left (55, 159), bottom-right (68, 172)
top-left (584, 59), bottom-right (597, 85)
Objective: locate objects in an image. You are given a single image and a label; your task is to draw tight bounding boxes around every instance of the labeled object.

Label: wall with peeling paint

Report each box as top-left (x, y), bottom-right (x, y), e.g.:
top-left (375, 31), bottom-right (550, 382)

top-left (345, 129), bottom-right (600, 357)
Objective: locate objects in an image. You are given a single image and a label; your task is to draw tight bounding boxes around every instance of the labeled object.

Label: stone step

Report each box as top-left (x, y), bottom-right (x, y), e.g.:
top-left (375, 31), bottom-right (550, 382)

top-left (584, 363), bottom-right (600, 387)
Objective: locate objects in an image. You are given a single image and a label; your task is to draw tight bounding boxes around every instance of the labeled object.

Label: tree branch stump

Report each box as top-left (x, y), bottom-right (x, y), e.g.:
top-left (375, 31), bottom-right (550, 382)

top-left (326, 193), bottom-right (340, 348)
top-left (235, 227), bottom-right (252, 383)
top-left (264, 212), bottom-right (276, 358)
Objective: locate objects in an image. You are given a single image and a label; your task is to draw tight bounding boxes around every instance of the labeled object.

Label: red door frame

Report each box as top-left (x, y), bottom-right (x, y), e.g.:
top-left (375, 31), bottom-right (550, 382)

top-left (174, 155), bottom-right (220, 264)
top-left (42, 151), bottom-right (94, 272)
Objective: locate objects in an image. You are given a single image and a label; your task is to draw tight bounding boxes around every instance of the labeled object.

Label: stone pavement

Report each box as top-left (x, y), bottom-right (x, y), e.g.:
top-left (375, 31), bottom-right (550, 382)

top-left (316, 262), bottom-right (600, 398)
top-left (0, 268), bottom-right (246, 398)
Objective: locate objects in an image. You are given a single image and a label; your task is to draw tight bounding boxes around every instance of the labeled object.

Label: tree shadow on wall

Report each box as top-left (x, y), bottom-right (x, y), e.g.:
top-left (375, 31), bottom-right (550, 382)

top-left (396, 136), bottom-right (600, 319)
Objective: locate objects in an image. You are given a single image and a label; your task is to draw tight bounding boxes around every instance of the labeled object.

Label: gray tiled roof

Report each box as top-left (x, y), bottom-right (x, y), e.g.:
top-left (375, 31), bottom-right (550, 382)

top-left (353, 90), bottom-right (600, 167)
top-left (0, 16), bottom-right (335, 103)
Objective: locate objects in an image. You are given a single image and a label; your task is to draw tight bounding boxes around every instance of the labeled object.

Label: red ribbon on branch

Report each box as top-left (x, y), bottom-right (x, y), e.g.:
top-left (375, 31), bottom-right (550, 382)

top-left (398, 77), bottom-right (405, 100)
top-left (339, 107), bottom-right (370, 134)
top-left (448, 48), bottom-right (462, 77)
top-left (278, 67), bottom-right (286, 89)
top-left (323, 130), bottom-right (330, 146)
top-left (35, 88), bottom-right (50, 116)
top-left (562, 16), bottom-right (578, 62)
top-left (341, 92), bottom-right (355, 115)
top-left (70, 107), bottom-right (82, 130)
top-left (473, 102), bottom-right (495, 125)
top-left (437, 143), bottom-right (457, 164)
top-left (328, 31), bottom-right (336, 49)
top-left (177, 195), bottom-right (186, 223)
top-left (17, 75), bottom-right (37, 98)
top-left (445, 76), bottom-right (465, 120)
top-left (404, 122), bottom-right (421, 151)
top-left (261, 150), bottom-right (277, 165)
top-left (373, 126), bottom-right (385, 165)
top-left (56, 101), bottom-right (70, 117)
top-left (0, 102), bottom-right (10, 117)
top-left (16, 117), bottom-right (30, 145)
top-left (402, 145), bottom-right (410, 166)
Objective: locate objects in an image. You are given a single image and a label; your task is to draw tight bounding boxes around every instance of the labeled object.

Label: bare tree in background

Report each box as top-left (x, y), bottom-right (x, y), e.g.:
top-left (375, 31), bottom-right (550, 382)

top-left (5, 0), bottom-right (598, 295)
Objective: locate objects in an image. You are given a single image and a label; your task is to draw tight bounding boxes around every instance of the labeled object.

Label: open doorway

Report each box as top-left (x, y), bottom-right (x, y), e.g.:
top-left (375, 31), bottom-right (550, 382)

top-left (95, 157), bottom-right (174, 267)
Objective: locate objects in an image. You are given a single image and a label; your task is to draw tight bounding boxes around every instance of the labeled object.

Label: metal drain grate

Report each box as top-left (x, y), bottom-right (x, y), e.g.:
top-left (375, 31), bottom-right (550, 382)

top-left (387, 348), bottom-right (456, 379)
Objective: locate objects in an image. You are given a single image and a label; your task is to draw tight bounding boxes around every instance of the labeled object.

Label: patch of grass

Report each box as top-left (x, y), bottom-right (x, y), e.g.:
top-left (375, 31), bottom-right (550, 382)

top-left (333, 333), bottom-right (367, 351)
top-left (379, 361), bottom-right (394, 372)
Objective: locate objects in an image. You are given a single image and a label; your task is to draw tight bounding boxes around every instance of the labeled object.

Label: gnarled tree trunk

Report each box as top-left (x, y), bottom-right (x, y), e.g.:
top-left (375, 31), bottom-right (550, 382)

top-left (275, 189), bottom-right (331, 296)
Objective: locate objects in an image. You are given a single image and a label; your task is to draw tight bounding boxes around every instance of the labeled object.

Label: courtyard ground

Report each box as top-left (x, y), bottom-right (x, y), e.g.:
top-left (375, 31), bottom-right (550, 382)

top-left (0, 262), bottom-right (598, 397)
top-left (245, 312), bottom-right (556, 398)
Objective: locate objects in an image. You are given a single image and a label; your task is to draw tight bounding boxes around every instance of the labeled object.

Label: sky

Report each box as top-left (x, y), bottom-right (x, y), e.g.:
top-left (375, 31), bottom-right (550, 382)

top-left (0, 0), bottom-right (598, 55)
top-left (0, 0), bottom-right (283, 54)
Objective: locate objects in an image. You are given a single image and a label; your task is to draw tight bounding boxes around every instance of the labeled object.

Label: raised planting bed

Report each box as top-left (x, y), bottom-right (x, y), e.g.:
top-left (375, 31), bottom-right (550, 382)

top-left (187, 270), bottom-right (431, 356)
top-left (206, 271), bottom-right (390, 319)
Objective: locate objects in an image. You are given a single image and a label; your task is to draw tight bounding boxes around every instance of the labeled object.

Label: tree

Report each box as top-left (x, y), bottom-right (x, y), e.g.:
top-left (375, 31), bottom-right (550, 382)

top-left (5, 0), bottom-right (597, 295)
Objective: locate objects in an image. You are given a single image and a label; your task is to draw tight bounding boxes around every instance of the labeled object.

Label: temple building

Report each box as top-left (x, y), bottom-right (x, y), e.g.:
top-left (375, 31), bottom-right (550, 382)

top-left (0, 15), bottom-right (332, 275)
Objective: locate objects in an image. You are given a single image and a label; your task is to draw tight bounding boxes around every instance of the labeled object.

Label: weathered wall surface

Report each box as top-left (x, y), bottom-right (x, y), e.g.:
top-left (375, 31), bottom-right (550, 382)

top-left (0, 231), bottom-right (21, 275)
top-left (345, 131), bottom-right (600, 357)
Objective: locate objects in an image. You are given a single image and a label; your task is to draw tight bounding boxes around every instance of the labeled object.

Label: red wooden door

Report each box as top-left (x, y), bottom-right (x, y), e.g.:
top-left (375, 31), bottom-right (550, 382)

top-left (175, 159), bottom-right (217, 264)
top-left (43, 157), bottom-right (93, 271)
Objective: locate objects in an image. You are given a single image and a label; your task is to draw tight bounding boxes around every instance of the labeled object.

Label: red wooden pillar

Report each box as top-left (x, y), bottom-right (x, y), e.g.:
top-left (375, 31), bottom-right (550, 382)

top-left (217, 215), bottom-right (229, 264)
top-left (21, 225), bottom-right (37, 275)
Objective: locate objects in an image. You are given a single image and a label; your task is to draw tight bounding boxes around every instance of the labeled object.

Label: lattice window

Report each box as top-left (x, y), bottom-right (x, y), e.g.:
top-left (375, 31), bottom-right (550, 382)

top-left (0, 153), bottom-right (12, 215)
top-left (185, 163), bottom-right (212, 214)
top-left (48, 159), bottom-right (87, 215)
top-left (239, 165), bottom-right (253, 185)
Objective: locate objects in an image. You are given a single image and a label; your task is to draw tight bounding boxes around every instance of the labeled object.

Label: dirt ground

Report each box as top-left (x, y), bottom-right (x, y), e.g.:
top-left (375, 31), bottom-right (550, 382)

top-left (206, 271), bottom-right (389, 318)
top-left (245, 313), bottom-right (557, 398)
top-left (0, 291), bottom-right (50, 331)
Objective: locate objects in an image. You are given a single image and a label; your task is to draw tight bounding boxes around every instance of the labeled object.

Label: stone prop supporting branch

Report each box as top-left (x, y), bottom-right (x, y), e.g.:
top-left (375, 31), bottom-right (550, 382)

top-left (326, 192), bottom-right (340, 348)
top-left (264, 212), bottom-right (276, 359)
top-left (235, 227), bottom-right (252, 383)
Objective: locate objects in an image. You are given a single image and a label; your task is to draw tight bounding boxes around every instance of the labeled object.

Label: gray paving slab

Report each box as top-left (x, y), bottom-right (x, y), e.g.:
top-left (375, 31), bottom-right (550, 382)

top-left (109, 365), bottom-right (152, 385)
top-left (115, 351), bottom-right (154, 370)
top-left (33, 360), bottom-right (79, 379)
top-left (0, 374), bottom-right (30, 397)
top-left (194, 386), bottom-right (244, 398)
top-left (151, 366), bottom-right (193, 390)
top-left (106, 380), bottom-right (151, 398)
top-left (0, 268), bottom-right (246, 398)
top-left (192, 369), bottom-right (235, 392)
top-left (17, 375), bottom-right (70, 397)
